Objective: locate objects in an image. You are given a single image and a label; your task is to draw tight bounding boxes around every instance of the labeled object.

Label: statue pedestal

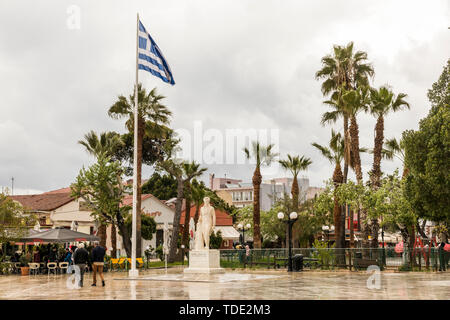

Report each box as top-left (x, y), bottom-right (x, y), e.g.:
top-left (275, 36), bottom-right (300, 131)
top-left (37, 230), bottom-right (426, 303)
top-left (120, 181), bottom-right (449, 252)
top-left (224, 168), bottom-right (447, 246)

top-left (184, 249), bottom-right (225, 274)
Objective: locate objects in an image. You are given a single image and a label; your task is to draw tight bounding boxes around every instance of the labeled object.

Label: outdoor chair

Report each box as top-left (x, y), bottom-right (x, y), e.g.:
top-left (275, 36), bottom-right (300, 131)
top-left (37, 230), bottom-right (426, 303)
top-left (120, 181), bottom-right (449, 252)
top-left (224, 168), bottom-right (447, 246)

top-left (47, 262), bottom-right (57, 275)
top-left (110, 258), bottom-right (120, 271)
top-left (28, 263), bottom-right (40, 275)
top-left (136, 258), bottom-right (144, 268)
top-left (58, 262), bottom-right (69, 274)
top-left (13, 262), bottom-right (21, 274)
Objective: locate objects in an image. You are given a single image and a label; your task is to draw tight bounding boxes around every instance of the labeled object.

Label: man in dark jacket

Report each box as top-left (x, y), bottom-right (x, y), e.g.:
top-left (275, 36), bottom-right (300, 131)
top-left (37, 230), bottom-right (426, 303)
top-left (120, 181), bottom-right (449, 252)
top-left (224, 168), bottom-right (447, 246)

top-left (72, 243), bottom-right (89, 287)
top-left (91, 242), bottom-right (106, 287)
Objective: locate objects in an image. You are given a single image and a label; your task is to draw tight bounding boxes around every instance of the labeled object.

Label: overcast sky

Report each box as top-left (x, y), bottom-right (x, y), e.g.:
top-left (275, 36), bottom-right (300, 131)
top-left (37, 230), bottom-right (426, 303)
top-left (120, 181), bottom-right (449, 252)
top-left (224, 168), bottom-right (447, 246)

top-left (0, 0), bottom-right (449, 194)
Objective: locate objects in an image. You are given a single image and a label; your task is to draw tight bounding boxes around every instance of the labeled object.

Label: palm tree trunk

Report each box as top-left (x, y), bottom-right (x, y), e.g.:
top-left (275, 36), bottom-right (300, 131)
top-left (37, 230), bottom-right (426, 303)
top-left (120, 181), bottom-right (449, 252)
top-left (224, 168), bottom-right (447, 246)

top-left (371, 115), bottom-right (384, 188)
top-left (370, 115), bottom-right (384, 248)
top-left (135, 118), bottom-right (144, 258)
top-left (182, 184), bottom-right (191, 248)
top-left (350, 115), bottom-right (368, 249)
top-left (291, 176), bottom-right (299, 210)
top-left (349, 116), bottom-right (363, 183)
top-left (168, 178), bottom-right (184, 263)
top-left (343, 115), bottom-right (349, 183)
top-left (333, 163), bottom-right (345, 264)
top-left (194, 203), bottom-right (201, 226)
top-left (252, 166), bottom-right (262, 249)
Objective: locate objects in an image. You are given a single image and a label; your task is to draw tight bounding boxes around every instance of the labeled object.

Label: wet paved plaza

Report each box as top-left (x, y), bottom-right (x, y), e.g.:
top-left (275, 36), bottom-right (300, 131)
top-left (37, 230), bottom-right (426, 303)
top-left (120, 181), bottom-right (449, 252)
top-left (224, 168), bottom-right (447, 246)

top-left (0, 268), bottom-right (448, 300)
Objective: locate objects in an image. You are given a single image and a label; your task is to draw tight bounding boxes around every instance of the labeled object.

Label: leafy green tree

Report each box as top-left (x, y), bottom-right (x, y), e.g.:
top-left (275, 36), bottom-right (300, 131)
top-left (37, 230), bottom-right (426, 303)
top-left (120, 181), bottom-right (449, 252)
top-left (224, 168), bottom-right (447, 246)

top-left (78, 130), bottom-right (124, 248)
top-left (244, 141), bottom-right (278, 248)
top-left (124, 214), bottom-right (156, 241)
top-left (209, 231), bottom-right (223, 249)
top-left (402, 60), bottom-right (449, 241)
top-left (141, 172), bottom-right (178, 200)
top-left (109, 84), bottom-right (172, 257)
top-left (1, 193), bottom-right (37, 258)
top-left (71, 155), bottom-right (132, 256)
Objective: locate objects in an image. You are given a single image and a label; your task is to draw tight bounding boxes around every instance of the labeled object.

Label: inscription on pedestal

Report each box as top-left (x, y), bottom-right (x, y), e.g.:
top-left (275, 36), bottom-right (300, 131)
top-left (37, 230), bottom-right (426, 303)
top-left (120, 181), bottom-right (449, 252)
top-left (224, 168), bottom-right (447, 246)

top-left (184, 249), bottom-right (225, 274)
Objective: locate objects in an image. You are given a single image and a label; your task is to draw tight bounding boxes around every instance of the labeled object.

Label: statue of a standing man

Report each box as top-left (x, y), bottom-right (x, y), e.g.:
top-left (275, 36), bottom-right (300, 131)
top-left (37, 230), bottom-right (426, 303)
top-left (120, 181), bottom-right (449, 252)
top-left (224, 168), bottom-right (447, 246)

top-left (194, 197), bottom-right (216, 250)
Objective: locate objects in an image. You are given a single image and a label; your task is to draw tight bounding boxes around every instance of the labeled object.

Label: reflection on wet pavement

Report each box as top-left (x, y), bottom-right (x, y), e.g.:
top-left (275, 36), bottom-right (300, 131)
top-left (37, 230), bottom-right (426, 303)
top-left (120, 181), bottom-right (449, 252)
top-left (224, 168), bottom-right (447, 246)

top-left (0, 268), bottom-right (449, 300)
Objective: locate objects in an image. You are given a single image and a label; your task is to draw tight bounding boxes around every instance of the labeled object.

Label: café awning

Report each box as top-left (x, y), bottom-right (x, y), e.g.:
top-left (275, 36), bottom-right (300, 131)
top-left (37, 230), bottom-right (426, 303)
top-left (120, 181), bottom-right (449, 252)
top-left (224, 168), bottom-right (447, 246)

top-left (20, 227), bottom-right (99, 243)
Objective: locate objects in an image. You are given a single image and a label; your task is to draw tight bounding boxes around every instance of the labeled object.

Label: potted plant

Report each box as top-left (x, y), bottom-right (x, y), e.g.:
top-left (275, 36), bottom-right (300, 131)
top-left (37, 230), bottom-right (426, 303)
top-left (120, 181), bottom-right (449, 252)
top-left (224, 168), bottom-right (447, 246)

top-left (19, 254), bottom-right (31, 276)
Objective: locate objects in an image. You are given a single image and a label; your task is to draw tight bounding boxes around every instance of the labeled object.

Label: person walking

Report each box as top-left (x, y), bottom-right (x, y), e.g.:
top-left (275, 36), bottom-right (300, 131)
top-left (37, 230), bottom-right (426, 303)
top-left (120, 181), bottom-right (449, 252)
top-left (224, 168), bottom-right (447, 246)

top-left (91, 242), bottom-right (106, 287)
top-left (438, 240), bottom-right (447, 271)
top-left (72, 243), bottom-right (89, 287)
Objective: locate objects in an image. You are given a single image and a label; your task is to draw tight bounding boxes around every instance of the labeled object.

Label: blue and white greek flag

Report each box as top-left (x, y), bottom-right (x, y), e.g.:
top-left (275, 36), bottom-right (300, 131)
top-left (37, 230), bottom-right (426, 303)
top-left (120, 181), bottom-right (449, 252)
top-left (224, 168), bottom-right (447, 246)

top-left (138, 20), bottom-right (175, 85)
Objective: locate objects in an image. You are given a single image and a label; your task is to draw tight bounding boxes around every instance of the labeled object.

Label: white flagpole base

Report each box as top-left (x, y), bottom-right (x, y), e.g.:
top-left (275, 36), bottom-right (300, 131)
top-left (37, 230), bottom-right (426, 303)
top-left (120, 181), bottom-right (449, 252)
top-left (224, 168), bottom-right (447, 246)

top-left (128, 269), bottom-right (139, 278)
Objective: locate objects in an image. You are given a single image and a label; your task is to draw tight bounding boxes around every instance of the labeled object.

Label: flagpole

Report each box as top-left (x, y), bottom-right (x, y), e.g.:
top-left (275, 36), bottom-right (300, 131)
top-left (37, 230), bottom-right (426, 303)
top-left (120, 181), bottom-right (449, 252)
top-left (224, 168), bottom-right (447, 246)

top-left (129, 12), bottom-right (139, 278)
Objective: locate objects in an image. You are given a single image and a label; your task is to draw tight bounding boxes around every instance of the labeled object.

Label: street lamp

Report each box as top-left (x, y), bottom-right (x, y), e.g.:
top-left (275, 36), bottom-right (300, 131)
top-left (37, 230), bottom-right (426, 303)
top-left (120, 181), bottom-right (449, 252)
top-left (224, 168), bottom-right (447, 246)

top-left (322, 225), bottom-right (330, 246)
top-left (180, 244), bottom-right (185, 266)
top-left (278, 211), bottom-right (298, 272)
top-left (237, 223), bottom-right (251, 245)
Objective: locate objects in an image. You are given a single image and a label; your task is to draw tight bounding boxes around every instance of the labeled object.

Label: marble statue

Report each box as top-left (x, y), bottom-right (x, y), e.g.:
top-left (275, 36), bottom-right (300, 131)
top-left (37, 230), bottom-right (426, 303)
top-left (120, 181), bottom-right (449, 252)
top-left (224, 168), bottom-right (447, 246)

top-left (194, 197), bottom-right (216, 250)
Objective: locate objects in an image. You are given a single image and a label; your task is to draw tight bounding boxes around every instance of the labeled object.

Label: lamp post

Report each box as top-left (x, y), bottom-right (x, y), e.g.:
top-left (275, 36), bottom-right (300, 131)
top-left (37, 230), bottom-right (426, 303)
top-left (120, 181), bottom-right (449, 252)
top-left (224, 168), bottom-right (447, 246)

top-left (181, 244), bottom-right (185, 266)
top-left (278, 211), bottom-right (298, 272)
top-left (322, 225), bottom-right (330, 247)
top-left (237, 223), bottom-right (251, 245)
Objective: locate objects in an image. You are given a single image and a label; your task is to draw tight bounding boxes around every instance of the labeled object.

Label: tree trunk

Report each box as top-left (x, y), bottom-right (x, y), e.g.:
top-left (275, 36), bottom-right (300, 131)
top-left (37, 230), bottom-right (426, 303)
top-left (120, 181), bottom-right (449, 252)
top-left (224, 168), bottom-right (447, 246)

top-left (291, 176), bottom-right (299, 210)
top-left (111, 224), bottom-right (117, 258)
top-left (369, 115), bottom-right (384, 249)
top-left (343, 115), bottom-right (349, 183)
top-left (349, 115), bottom-right (363, 183)
top-left (135, 117), bottom-right (144, 258)
top-left (252, 166), bottom-right (262, 249)
top-left (194, 203), bottom-right (201, 226)
top-left (116, 213), bottom-right (131, 257)
top-left (168, 178), bottom-right (184, 263)
top-left (182, 183), bottom-right (191, 248)
top-left (98, 224), bottom-right (107, 248)
top-left (371, 115), bottom-right (384, 188)
top-left (333, 163), bottom-right (345, 265)
top-left (349, 209), bottom-right (354, 248)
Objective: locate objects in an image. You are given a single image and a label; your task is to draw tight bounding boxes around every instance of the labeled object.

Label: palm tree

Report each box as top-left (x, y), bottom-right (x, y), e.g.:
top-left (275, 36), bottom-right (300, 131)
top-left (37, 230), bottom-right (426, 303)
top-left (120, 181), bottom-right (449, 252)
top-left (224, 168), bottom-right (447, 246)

top-left (316, 42), bottom-right (374, 183)
top-left (383, 138), bottom-right (408, 177)
top-left (323, 86), bottom-right (370, 184)
top-left (190, 180), bottom-right (206, 226)
top-left (181, 163), bottom-right (207, 248)
top-left (108, 84), bottom-right (172, 257)
top-left (244, 141), bottom-right (278, 248)
top-left (279, 155), bottom-right (312, 210)
top-left (312, 130), bottom-right (346, 250)
top-left (159, 160), bottom-right (206, 262)
top-left (369, 86), bottom-right (409, 187)
top-left (78, 131), bottom-right (123, 158)
top-left (78, 131), bottom-right (124, 249)
top-left (279, 155), bottom-right (311, 248)
top-left (368, 87), bottom-right (409, 248)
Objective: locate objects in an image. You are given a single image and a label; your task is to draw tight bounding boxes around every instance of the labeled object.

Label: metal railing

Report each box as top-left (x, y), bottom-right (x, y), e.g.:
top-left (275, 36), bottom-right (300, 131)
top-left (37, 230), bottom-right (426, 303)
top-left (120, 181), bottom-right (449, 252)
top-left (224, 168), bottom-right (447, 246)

top-left (219, 247), bottom-right (450, 271)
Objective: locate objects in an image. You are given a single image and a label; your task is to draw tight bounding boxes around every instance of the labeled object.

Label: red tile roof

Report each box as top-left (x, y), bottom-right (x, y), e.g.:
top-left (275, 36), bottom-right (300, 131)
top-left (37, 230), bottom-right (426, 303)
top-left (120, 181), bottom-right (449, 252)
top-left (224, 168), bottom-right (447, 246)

top-left (180, 205), bottom-right (233, 226)
top-left (10, 193), bottom-right (74, 211)
top-left (43, 187), bottom-right (72, 194)
top-left (121, 194), bottom-right (153, 207)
